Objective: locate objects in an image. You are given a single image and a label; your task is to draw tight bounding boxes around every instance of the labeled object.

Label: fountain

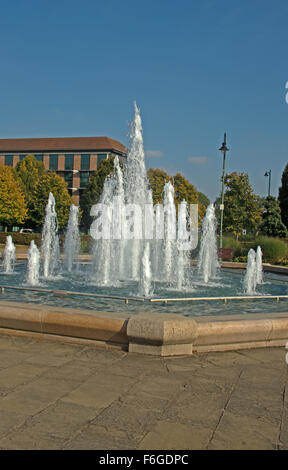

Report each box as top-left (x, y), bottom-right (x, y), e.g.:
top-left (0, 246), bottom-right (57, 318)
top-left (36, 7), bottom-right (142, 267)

top-left (243, 248), bottom-right (257, 294)
top-left (89, 102), bottom-right (197, 295)
top-left (63, 204), bottom-right (81, 273)
top-left (41, 192), bottom-right (60, 279)
top-left (197, 203), bottom-right (219, 283)
top-left (0, 102), bottom-right (283, 322)
top-left (256, 245), bottom-right (263, 285)
top-left (26, 240), bottom-right (40, 285)
top-left (3, 235), bottom-right (16, 274)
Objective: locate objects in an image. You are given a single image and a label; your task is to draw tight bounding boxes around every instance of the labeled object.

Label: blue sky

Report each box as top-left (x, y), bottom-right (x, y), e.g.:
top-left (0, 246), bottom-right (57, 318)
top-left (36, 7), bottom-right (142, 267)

top-left (0, 0), bottom-right (288, 201)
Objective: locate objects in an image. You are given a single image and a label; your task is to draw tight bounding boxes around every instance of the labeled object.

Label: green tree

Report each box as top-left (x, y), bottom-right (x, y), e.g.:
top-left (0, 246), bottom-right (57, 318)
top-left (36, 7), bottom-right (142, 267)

top-left (260, 196), bottom-right (288, 238)
top-left (173, 173), bottom-right (199, 208)
top-left (29, 172), bottom-right (72, 229)
top-left (0, 166), bottom-right (27, 230)
top-left (80, 156), bottom-right (116, 230)
top-left (15, 155), bottom-right (45, 205)
top-left (147, 168), bottom-right (172, 205)
top-left (220, 172), bottom-right (262, 239)
top-left (279, 163), bottom-right (288, 228)
top-left (198, 191), bottom-right (210, 208)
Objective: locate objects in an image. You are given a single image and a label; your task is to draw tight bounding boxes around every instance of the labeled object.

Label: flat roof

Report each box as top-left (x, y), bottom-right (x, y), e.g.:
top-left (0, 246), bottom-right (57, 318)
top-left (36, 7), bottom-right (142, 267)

top-left (0, 136), bottom-right (127, 154)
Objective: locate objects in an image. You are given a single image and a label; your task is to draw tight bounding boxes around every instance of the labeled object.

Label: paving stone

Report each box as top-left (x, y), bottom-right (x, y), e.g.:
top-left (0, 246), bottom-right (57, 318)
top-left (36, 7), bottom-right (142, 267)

top-left (208, 410), bottom-right (279, 450)
top-left (0, 410), bottom-right (27, 438)
top-left (0, 333), bottom-right (286, 450)
top-left (138, 421), bottom-right (213, 450)
top-left (0, 364), bottom-right (47, 394)
top-left (64, 424), bottom-right (135, 450)
top-left (61, 373), bottom-right (136, 409)
top-left (0, 376), bottom-right (78, 416)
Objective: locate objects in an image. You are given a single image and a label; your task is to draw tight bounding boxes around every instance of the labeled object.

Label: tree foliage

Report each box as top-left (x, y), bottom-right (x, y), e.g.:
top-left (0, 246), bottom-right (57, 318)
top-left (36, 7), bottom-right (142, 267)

top-left (278, 163), bottom-right (288, 228)
top-left (15, 154), bottom-right (45, 206)
top-left (0, 166), bottom-right (27, 228)
top-left (29, 172), bottom-right (72, 229)
top-left (147, 168), bottom-right (172, 205)
top-left (220, 172), bottom-right (263, 239)
top-left (80, 156), bottom-right (116, 229)
top-left (260, 196), bottom-right (287, 238)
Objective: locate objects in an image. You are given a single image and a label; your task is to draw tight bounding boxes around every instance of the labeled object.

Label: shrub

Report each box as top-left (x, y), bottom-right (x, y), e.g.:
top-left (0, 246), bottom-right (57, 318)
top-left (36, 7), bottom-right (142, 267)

top-left (250, 236), bottom-right (288, 263)
top-left (222, 236), bottom-right (246, 257)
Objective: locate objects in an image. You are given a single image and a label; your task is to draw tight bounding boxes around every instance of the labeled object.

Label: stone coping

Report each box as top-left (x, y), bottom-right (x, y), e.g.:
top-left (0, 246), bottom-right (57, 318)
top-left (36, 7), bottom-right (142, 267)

top-left (0, 300), bottom-right (288, 356)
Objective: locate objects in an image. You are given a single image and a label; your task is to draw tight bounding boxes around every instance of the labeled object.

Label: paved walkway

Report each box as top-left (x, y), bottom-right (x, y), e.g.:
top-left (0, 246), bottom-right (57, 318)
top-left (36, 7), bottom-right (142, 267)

top-left (0, 333), bottom-right (287, 450)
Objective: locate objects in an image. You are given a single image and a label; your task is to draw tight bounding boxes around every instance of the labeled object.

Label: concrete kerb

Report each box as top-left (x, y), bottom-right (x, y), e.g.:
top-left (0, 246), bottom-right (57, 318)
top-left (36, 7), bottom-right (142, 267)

top-left (0, 301), bottom-right (288, 356)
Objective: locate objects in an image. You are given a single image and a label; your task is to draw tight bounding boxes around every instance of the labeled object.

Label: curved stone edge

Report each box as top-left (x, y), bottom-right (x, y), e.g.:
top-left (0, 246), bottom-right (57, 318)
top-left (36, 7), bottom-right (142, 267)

top-left (0, 301), bottom-right (288, 356)
top-left (0, 301), bottom-right (130, 346)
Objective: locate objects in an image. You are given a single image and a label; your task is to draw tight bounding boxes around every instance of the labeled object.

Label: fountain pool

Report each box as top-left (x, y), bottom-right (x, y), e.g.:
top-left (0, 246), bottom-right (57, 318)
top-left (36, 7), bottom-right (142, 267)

top-left (0, 262), bottom-right (288, 317)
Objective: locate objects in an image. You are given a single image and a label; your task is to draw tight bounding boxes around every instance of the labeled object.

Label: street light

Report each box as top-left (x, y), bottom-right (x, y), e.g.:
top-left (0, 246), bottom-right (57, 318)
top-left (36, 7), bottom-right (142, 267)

top-left (264, 169), bottom-right (271, 197)
top-left (219, 133), bottom-right (229, 249)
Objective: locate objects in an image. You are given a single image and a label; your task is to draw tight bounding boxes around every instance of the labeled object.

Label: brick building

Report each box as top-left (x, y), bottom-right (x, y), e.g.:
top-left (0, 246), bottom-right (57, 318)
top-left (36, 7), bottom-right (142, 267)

top-left (0, 136), bottom-right (127, 205)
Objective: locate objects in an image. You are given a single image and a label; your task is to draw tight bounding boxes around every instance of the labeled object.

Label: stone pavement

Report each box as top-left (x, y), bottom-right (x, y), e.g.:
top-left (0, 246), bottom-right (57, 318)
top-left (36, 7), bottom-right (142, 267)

top-left (0, 333), bottom-right (287, 450)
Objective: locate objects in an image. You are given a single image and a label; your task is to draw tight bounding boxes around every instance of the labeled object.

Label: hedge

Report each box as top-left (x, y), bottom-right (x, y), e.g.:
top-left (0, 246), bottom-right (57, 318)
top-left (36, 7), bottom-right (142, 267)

top-left (0, 232), bottom-right (94, 253)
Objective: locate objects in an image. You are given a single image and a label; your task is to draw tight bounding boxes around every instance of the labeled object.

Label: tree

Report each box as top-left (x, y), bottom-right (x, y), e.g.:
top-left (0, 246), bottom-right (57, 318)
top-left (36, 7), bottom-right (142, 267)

top-left (29, 172), bottom-right (72, 229)
top-left (147, 168), bottom-right (172, 205)
top-left (15, 155), bottom-right (45, 205)
top-left (260, 196), bottom-right (287, 238)
top-left (220, 172), bottom-right (262, 239)
top-left (0, 166), bottom-right (27, 230)
top-left (80, 156), bottom-right (116, 230)
top-left (198, 191), bottom-right (210, 209)
top-left (173, 173), bottom-right (199, 208)
top-left (279, 163), bottom-right (288, 228)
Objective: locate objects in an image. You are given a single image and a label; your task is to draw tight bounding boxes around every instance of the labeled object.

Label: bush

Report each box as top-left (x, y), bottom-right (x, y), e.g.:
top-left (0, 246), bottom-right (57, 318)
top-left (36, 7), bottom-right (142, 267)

top-left (0, 232), bottom-right (42, 246)
top-left (0, 232), bottom-right (94, 254)
top-left (250, 236), bottom-right (288, 264)
top-left (222, 236), bottom-right (246, 257)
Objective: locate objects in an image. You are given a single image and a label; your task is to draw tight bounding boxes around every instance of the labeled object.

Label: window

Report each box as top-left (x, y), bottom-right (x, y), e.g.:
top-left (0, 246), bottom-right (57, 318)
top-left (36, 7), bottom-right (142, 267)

top-left (49, 154), bottom-right (58, 170)
top-left (5, 155), bottom-right (13, 166)
top-left (65, 154), bottom-right (74, 170)
top-left (80, 171), bottom-right (90, 188)
top-left (81, 154), bottom-right (90, 170)
top-left (97, 153), bottom-right (107, 165)
top-left (19, 155), bottom-right (27, 161)
top-left (64, 172), bottom-right (73, 188)
top-left (34, 154), bottom-right (43, 162)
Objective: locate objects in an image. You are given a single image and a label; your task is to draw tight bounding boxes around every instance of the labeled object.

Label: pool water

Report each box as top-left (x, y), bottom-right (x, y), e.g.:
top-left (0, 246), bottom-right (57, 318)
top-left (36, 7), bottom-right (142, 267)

top-left (0, 263), bottom-right (288, 317)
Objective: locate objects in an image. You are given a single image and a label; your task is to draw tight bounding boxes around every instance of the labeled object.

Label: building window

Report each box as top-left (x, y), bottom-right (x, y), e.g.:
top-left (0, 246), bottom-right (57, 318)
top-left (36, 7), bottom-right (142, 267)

top-left (97, 153), bottom-right (107, 165)
top-left (49, 154), bottom-right (58, 170)
top-left (5, 155), bottom-right (13, 166)
top-left (65, 154), bottom-right (74, 170)
top-left (81, 154), bottom-right (90, 170)
top-left (80, 171), bottom-right (90, 188)
top-left (19, 155), bottom-right (27, 161)
top-left (34, 154), bottom-right (43, 162)
top-left (64, 172), bottom-right (73, 188)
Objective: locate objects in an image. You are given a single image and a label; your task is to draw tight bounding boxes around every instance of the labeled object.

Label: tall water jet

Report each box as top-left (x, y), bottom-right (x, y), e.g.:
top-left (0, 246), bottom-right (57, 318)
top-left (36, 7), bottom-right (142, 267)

top-left (26, 240), bottom-right (40, 285)
top-left (197, 204), bottom-right (219, 283)
top-left (3, 235), bottom-right (16, 274)
top-left (243, 248), bottom-right (257, 294)
top-left (176, 200), bottom-right (191, 290)
top-left (41, 192), bottom-right (60, 279)
top-left (90, 156), bottom-right (125, 286)
top-left (138, 242), bottom-right (153, 297)
top-left (163, 181), bottom-right (177, 284)
top-left (256, 245), bottom-right (263, 285)
top-left (123, 102), bottom-right (151, 281)
top-left (63, 204), bottom-right (81, 273)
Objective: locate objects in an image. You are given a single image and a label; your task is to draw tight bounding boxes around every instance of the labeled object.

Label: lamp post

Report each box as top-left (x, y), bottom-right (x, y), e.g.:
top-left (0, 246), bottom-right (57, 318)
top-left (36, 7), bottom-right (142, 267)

top-left (219, 133), bottom-right (229, 249)
top-left (264, 169), bottom-right (271, 197)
